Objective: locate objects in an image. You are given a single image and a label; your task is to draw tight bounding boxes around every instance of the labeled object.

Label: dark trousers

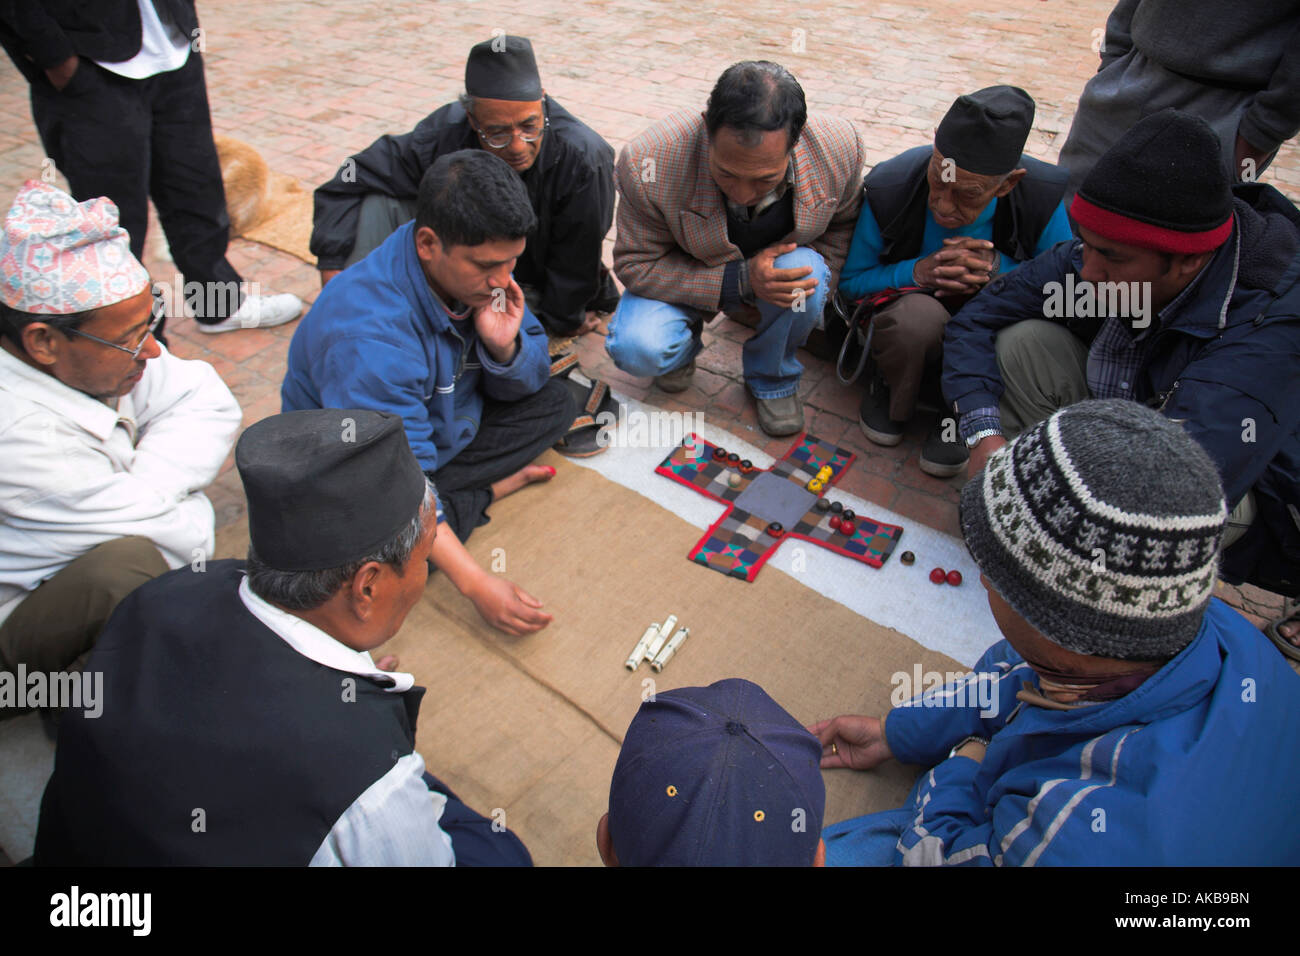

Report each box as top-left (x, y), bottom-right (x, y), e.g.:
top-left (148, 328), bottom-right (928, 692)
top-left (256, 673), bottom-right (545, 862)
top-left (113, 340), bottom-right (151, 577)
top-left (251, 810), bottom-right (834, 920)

top-left (0, 537), bottom-right (168, 716)
top-left (422, 772), bottom-right (533, 867)
top-left (430, 378), bottom-right (576, 541)
top-left (29, 52), bottom-right (244, 320)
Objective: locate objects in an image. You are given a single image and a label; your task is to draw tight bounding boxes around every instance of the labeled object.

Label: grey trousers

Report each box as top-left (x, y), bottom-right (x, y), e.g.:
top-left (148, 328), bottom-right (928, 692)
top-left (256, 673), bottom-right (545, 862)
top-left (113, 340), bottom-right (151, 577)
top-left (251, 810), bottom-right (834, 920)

top-left (1058, 48), bottom-right (1276, 203)
top-left (994, 319), bottom-right (1254, 545)
top-left (345, 194), bottom-right (418, 268)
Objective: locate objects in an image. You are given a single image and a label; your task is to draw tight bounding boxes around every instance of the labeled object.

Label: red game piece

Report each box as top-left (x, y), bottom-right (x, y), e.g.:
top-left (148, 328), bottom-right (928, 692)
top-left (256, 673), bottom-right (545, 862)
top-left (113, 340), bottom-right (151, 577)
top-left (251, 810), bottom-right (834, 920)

top-left (829, 515), bottom-right (842, 531)
top-left (946, 569), bottom-right (962, 586)
top-left (840, 520), bottom-right (856, 536)
top-left (930, 567), bottom-right (946, 584)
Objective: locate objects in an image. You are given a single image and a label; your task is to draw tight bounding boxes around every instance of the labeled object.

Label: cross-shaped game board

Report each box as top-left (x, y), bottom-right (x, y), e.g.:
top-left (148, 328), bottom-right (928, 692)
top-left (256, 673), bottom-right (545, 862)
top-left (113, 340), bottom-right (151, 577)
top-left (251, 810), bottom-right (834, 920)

top-left (655, 432), bottom-right (904, 582)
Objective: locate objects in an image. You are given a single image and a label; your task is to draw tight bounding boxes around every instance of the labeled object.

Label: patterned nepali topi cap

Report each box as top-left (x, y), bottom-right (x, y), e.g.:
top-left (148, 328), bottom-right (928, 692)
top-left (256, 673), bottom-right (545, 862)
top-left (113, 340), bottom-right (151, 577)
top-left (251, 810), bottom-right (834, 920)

top-left (960, 400), bottom-right (1227, 660)
top-left (1070, 109), bottom-right (1233, 254)
top-left (0, 181), bottom-right (149, 314)
top-left (608, 678), bottom-right (825, 866)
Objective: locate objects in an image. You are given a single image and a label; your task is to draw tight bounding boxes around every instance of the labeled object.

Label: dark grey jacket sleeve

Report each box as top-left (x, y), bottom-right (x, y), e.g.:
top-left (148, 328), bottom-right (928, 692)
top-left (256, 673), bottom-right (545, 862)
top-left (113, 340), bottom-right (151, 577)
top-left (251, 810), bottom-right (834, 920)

top-left (1100, 0), bottom-right (1139, 69)
top-left (1238, 18), bottom-right (1300, 156)
top-left (310, 127), bottom-right (429, 271)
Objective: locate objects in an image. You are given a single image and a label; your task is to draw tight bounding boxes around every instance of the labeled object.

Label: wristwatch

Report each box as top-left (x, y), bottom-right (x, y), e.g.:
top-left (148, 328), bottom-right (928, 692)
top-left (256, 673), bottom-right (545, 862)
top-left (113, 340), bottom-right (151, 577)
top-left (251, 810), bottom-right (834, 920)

top-left (965, 428), bottom-right (1002, 449)
top-left (949, 735), bottom-right (989, 759)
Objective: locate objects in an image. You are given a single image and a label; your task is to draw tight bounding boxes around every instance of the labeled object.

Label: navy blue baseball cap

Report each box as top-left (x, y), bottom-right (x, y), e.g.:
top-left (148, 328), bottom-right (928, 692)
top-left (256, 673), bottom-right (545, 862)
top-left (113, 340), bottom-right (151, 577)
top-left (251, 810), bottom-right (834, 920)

top-left (608, 678), bottom-right (825, 866)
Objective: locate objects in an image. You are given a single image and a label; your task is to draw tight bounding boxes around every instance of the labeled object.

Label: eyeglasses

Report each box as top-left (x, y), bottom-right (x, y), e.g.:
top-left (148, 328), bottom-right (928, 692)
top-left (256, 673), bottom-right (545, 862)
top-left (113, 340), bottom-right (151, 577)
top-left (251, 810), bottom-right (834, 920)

top-left (65, 313), bottom-right (163, 358)
top-left (471, 111), bottom-right (549, 150)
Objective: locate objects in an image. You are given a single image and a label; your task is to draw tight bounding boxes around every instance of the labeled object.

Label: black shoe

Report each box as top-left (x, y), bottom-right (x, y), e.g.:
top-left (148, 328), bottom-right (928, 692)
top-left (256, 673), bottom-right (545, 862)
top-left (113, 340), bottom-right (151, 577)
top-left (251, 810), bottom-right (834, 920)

top-left (920, 415), bottom-right (969, 478)
top-left (859, 375), bottom-right (904, 447)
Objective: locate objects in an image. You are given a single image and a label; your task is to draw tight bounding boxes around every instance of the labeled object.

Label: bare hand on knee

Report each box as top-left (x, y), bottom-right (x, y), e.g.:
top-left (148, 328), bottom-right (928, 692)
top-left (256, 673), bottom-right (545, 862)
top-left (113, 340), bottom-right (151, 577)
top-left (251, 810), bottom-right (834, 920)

top-left (749, 242), bottom-right (818, 308)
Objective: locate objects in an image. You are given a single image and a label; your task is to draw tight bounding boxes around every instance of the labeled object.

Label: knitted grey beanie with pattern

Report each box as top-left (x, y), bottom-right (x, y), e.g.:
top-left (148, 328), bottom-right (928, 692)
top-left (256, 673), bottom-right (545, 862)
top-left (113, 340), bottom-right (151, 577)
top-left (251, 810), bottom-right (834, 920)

top-left (960, 400), bottom-right (1227, 660)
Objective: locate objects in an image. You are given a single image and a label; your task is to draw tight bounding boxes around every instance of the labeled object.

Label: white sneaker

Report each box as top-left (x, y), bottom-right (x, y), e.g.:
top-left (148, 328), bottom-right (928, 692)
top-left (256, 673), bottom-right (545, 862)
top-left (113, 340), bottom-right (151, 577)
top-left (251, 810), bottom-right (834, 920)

top-left (197, 292), bottom-right (303, 333)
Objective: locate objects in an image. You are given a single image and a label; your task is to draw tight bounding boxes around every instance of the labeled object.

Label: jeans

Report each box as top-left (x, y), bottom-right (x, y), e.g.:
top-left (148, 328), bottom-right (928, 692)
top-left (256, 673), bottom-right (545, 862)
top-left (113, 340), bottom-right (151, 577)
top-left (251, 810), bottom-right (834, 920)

top-left (606, 247), bottom-right (830, 399)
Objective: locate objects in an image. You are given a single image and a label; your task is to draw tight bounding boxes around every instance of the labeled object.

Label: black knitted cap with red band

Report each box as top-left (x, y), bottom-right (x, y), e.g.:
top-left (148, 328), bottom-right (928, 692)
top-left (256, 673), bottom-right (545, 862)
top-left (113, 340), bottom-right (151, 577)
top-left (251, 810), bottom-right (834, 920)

top-left (1070, 109), bottom-right (1233, 254)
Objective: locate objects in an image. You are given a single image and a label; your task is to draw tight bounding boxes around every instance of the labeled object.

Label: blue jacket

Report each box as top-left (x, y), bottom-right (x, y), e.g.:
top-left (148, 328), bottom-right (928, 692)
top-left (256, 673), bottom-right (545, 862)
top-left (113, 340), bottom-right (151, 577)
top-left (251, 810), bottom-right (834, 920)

top-left (840, 145), bottom-right (1073, 301)
top-left (884, 598), bottom-right (1300, 865)
top-left (282, 222), bottom-right (551, 507)
top-left (943, 184), bottom-right (1300, 593)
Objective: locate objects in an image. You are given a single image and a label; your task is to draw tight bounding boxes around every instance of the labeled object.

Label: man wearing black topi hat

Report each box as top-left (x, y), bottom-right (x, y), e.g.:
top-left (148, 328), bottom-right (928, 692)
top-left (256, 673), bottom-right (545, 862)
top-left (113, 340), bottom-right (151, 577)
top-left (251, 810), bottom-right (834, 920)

top-left (310, 35), bottom-right (617, 339)
top-left (34, 409), bottom-right (532, 866)
top-left (942, 109), bottom-right (1300, 643)
top-left (840, 86), bottom-right (1073, 478)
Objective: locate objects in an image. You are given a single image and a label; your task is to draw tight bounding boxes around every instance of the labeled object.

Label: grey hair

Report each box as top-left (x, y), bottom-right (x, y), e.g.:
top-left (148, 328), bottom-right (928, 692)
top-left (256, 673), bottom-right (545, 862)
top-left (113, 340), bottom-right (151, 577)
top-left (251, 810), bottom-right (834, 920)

top-left (458, 92), bottom-right (477, 116)
top-left (246, 481), bottom-right (436, 611)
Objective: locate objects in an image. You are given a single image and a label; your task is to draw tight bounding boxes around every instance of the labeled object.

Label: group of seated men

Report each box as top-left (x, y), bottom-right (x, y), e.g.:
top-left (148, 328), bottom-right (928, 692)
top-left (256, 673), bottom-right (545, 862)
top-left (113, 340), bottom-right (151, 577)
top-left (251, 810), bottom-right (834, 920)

top-left (2, 28), bottom-right (1299, 865)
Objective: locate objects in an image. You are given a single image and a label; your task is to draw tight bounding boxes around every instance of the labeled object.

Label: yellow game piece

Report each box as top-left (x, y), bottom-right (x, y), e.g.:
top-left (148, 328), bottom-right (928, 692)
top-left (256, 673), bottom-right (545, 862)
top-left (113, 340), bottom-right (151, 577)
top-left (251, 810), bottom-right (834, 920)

top-left (808, 478), bottom-right (824, 493)
top-left (816, 465), bottom-right (833, 482)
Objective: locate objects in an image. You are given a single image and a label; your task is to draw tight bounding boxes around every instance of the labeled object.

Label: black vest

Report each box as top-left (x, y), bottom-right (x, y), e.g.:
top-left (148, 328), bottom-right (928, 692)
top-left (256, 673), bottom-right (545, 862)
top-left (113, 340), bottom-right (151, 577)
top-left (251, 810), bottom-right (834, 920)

top-left (863, 145), bottom-right (1069, 265)
top-left (34, 561), bottom-right (423, 866)
top-left (727, 192), bottom-right (796, 259)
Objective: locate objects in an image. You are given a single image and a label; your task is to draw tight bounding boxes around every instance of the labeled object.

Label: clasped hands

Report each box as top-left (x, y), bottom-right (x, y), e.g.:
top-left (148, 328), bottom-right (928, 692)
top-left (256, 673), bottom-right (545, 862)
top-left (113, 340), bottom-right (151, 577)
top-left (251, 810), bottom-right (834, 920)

top-left (912, 237), bottom-right (999, 297)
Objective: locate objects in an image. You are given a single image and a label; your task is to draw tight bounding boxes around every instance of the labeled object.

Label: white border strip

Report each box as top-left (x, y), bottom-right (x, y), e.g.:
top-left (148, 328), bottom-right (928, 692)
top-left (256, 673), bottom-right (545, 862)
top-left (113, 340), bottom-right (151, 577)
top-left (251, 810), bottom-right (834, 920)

top-left (567, 384), bottom-right (1001, 668)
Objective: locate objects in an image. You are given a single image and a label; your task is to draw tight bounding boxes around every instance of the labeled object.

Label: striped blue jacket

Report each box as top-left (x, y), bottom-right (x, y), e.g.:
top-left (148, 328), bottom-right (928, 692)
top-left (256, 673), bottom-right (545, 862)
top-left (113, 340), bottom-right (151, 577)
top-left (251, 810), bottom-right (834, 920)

top-left (884, 598), bottom-right (1300, 865)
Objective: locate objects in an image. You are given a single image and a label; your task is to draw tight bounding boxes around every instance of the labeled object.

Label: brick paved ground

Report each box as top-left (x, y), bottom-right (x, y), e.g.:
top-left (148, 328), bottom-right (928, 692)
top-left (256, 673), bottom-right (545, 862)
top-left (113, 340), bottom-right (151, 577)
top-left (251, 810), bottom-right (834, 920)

top-left (1, 0), bottom-right (1295, 627)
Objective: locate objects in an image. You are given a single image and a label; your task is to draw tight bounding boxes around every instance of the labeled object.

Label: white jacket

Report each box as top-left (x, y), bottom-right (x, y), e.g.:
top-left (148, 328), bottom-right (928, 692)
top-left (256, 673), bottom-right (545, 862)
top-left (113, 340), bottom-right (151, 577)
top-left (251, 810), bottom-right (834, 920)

top-left (0, 343), bottom-right (241, 624)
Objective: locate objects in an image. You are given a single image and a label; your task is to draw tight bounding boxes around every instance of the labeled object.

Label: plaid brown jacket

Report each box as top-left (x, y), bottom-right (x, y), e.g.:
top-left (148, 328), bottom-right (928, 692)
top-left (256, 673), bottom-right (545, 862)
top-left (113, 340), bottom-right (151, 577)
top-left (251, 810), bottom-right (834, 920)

top-left (613, 109), bottom-right (865, 311)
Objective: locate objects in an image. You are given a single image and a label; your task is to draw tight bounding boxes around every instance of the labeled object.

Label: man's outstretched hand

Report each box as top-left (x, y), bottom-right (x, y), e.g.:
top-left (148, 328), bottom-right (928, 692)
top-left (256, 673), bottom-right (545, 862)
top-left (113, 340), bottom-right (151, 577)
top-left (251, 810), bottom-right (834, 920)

top-left (466, 573), bottom-right (552, 636)
top-left (807, 715), bottom-right (893, 771)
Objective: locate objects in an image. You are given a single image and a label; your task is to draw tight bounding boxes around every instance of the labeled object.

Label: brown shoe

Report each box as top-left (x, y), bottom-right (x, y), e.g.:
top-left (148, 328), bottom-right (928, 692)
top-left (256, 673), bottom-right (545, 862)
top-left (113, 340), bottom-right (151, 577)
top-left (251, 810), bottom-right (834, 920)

top-left (654, 358), bottom-right (695, 393)
top-left (755, 393), bottom-right (804, 436)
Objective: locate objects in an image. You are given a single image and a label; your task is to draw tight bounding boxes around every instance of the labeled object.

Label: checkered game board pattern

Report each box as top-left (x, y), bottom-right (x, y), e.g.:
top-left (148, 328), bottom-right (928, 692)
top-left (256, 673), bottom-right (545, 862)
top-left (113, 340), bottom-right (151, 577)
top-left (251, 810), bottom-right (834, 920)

top-left (656, 433), bottom-right (905, 582)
